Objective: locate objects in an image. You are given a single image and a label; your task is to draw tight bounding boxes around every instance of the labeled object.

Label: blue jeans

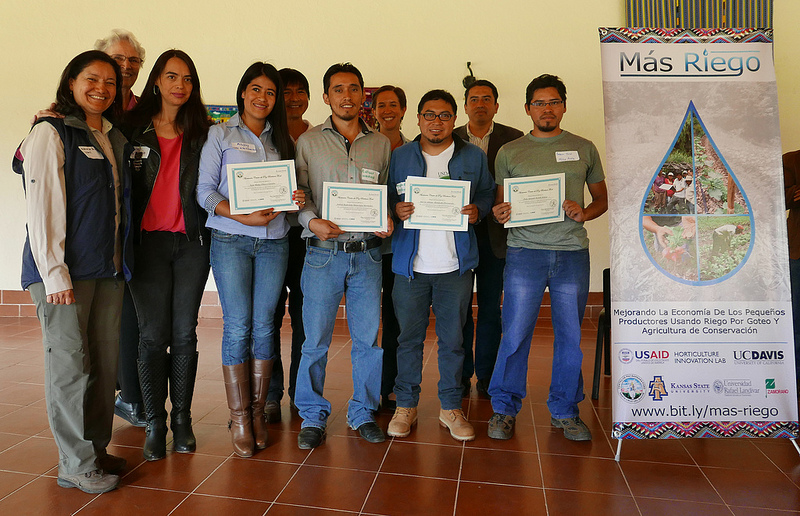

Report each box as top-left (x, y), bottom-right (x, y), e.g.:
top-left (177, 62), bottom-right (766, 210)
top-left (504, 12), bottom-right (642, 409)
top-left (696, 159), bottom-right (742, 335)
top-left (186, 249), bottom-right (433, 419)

top-left (210, 230), bottom-right (288, 366)
top-left (791, 258), bottom-right (800, 382)
top-left (462, 236), bottom-right (505, 381)
top-left (268, 226), bottom-right (306, 402)
top-left (393, 270), bottom-right (473, 410)
top-left (295, 243), bottom-right (383, 430)
top-left (489, 248), bottom-right (590, 419)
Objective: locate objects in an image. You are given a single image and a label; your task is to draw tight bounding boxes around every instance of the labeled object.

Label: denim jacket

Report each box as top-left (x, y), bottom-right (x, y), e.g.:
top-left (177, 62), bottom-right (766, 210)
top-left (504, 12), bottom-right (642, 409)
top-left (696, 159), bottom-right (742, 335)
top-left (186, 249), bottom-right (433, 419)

top-left (388, 134), bottom-right (496, 279)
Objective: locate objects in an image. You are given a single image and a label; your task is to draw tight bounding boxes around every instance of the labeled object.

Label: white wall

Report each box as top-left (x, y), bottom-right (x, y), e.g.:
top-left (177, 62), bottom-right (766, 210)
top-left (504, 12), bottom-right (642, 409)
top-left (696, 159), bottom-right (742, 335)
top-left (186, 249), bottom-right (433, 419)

top-left (1, 0), bottom-right (797, 292)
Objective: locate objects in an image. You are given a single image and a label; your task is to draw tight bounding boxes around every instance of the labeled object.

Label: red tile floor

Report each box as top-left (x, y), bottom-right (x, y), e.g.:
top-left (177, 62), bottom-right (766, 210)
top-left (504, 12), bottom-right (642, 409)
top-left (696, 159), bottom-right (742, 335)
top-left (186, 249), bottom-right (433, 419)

top-left (0, 315), bottom-right (799, 515)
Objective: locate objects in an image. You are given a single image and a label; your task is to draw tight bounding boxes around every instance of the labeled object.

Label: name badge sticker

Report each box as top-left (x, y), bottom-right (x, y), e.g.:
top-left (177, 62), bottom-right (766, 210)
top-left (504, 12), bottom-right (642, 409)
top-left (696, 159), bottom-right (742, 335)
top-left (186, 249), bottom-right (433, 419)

top-left (79, 146), bottom-right (104, 159)
top-left (555, 151), bottom-right (580, 162)
top-left (396, 181), bottom-right (406, 196)
top-left (130, 146), bottom-right (150, 159)
top-left (361, 168), bottom-right (379, 184)
top-left (232, 142), bottom-right (257, 153)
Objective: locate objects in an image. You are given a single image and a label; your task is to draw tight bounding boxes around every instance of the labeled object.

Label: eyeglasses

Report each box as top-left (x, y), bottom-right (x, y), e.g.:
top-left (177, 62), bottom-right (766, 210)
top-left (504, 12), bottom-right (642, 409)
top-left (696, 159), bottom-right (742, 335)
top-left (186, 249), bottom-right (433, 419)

top-left (529, 100), bottom-right (563, 108)
top-left (110, 54), bottom-right (142, 66)
top-left (420, 112), bottom-right (453, 121)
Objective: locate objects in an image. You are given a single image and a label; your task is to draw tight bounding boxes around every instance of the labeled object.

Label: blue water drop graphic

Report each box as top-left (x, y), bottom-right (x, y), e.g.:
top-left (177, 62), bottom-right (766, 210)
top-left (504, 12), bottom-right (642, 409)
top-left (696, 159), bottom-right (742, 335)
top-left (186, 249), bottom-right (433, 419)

top-left (640, 102), bottom-right (754, 285)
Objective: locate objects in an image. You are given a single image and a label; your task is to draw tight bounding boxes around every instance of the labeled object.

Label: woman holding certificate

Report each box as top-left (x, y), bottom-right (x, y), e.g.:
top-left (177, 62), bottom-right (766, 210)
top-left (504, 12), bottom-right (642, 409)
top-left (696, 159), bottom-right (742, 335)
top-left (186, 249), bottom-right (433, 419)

top-left (124, 50), bottom-right (212, 461)
top-left (197, 62), bottom-right (302, 458)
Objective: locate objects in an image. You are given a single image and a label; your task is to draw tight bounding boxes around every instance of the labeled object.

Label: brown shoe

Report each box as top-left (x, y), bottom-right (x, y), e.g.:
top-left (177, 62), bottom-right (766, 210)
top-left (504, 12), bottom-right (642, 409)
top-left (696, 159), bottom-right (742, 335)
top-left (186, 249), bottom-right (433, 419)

top-left (438, 408), bottom-right (475, 441)
top-left (57, 469), bottom-right (119, 494)
top-left (223, 362), bottom-right (254, 457)
top-left (387, 407), bottom-right (418, 438)
top-left (250, 359), bottom-right (273, 450)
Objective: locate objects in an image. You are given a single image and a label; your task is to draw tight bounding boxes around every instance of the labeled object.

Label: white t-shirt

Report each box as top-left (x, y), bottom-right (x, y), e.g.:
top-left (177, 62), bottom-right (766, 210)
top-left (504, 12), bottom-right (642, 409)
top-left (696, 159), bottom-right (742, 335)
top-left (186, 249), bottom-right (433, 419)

top-left (413, 142), bottom-right (459, 274)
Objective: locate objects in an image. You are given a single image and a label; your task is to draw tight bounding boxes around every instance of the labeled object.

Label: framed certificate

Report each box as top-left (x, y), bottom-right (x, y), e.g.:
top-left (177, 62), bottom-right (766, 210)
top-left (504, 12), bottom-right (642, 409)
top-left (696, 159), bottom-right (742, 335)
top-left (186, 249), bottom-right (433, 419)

top-left (322, 182), bottom-right (388, 232)
top-left (404, 176), bottom-right (471, 232)
top-left (503, 173), bottom-right (565, 227)
top-left (226, 160), bottom-right (298, 215)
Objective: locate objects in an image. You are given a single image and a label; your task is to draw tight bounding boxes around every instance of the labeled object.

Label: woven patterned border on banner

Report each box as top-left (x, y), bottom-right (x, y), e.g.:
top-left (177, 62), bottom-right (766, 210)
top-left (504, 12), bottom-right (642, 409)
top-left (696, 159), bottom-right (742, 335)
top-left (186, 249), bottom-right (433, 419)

top-left (613, 421), bottom-right (799, 439)
top-left (598, 27), bottom-right (773, 44)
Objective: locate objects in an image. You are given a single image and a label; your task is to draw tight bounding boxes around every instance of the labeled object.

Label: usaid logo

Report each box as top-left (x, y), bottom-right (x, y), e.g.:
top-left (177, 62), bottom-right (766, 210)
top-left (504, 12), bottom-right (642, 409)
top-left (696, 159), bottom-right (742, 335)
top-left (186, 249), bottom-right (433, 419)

top-left (618, 348), bottom-right (633, 364)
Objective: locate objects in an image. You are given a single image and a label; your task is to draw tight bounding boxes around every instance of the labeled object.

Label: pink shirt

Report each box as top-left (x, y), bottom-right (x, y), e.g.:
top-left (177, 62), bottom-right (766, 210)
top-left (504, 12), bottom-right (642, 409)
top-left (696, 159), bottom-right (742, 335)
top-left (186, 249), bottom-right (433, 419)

top-left (141, 134), bottom-right (186, 233)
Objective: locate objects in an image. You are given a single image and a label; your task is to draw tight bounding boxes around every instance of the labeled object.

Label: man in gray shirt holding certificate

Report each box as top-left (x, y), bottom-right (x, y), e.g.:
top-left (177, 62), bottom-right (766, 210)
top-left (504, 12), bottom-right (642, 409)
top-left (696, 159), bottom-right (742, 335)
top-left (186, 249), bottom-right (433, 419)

top-left (387, 90), bottom-right (495, 441)
top-left (294, 63), bottom-right (392, 449)
top-left (489, 74), bottom-right (607, 442)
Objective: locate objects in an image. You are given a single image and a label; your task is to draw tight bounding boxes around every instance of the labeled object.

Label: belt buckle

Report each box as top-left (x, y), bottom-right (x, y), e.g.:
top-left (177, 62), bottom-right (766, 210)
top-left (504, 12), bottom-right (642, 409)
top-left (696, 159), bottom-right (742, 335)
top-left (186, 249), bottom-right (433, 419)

top-left (344, 241), bottom-right (365, 253)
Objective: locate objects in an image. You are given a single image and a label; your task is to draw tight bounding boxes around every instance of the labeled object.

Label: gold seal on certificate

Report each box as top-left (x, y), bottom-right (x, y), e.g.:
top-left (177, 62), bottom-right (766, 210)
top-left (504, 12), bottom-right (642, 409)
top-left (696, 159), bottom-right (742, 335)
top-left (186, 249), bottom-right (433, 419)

top-left (226, 160), bottom-right (298, 215)
top-left (503, 173), bottom-right (565, 227)
top-left (322, 182), bottom-right (388, 232)
top-left (404, 176), bottom-right (471, 231)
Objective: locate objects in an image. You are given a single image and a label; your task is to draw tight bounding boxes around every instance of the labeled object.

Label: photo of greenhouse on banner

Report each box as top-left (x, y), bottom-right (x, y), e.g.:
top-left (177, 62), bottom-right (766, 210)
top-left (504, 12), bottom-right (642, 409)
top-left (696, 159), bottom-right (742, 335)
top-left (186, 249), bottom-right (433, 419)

top-left (599, 27), bottom-right (799, 440)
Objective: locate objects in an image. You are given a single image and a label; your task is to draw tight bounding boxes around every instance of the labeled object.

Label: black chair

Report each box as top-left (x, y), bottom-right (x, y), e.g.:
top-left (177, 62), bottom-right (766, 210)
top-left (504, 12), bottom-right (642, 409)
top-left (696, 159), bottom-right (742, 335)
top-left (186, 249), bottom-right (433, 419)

top-left (591, 268), bottom-right (611, 400)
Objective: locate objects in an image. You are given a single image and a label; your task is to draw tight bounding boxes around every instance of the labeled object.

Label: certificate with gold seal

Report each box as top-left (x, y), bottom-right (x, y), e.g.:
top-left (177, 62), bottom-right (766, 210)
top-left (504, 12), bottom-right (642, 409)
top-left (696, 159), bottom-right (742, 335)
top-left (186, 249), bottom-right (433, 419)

top-left (503, 173), bottom-right (565, 227)
top-left (322, 182), bottom-right (388, 232)
top-left (226, 160), bottom-right (298, 215)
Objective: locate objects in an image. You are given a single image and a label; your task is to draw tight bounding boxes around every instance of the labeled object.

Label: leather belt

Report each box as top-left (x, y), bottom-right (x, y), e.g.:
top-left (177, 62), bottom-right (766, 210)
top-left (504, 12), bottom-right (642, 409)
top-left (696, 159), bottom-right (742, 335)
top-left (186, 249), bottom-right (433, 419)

top-left (308, 238), bottom-right (381, 253)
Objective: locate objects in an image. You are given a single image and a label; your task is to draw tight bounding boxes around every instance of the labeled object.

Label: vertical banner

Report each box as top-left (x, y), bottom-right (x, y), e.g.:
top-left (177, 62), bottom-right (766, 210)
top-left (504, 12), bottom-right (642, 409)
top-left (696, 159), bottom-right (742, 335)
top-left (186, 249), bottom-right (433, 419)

top-left (599, 28), bottom-right (798, 439)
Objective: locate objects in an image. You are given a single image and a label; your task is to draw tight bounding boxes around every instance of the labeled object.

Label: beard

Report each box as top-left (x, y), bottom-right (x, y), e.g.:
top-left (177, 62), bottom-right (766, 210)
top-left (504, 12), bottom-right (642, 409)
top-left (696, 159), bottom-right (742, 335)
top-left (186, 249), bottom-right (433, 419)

top-left (535, 121), bottom-right (558, 133)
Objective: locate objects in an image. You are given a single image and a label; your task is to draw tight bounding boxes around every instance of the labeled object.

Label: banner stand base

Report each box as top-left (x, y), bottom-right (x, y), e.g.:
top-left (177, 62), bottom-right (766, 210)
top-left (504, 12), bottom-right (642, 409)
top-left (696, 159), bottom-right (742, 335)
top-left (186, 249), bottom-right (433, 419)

top-left (614, 439), bottom-right (622, 462)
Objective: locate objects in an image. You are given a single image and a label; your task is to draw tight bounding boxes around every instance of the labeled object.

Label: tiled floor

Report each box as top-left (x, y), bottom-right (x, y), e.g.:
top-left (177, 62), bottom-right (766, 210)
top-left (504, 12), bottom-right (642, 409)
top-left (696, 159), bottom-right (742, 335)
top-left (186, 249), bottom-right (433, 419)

top-left (0, 315), bottom-right (799, 515)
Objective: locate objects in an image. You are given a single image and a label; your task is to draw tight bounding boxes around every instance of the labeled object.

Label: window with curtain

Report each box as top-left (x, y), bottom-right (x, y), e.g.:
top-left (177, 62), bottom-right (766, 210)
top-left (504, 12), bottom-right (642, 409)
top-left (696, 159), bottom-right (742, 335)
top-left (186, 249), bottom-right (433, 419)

top-left (625, 0), bottom-right (773, 27)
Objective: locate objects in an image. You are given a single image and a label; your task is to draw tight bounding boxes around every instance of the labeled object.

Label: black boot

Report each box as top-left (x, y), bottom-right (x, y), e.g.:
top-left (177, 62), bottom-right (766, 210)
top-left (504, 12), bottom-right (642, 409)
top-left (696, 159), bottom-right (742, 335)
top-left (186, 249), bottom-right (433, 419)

top-left (170, 352), bottom-right (198, 453)
top-left (138, 354), bottom-right (169, 461)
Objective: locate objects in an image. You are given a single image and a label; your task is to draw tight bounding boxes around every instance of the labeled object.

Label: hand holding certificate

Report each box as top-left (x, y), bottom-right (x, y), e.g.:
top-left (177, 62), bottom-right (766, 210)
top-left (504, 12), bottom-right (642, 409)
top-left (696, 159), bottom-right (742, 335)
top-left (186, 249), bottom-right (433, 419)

top-left (226, 160), bottom-right (299, 215)
top-left (502, 173), bottom-right (565, 227)
top-left (403, 176), bottom-right (471, 231)
top-left (322, 182), bottom-right (388, 233)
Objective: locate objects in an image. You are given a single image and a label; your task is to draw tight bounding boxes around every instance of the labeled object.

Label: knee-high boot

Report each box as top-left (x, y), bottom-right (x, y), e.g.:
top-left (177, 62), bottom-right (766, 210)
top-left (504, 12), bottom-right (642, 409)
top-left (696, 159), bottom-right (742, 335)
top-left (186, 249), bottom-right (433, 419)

top-left (250, 359), bottom-right (273, 450)
top-left (170, 352), bottom-right (198, 453)
top-left (222, 362), bottom-right (254, 457)
top-left (138, 353), bottom-right (169, 461)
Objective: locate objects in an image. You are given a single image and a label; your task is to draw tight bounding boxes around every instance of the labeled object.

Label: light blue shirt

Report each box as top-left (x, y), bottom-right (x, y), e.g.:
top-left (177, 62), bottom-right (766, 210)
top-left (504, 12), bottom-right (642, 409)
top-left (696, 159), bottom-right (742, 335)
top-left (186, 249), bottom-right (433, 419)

top-left (197, 114), bottom-right (289, 239)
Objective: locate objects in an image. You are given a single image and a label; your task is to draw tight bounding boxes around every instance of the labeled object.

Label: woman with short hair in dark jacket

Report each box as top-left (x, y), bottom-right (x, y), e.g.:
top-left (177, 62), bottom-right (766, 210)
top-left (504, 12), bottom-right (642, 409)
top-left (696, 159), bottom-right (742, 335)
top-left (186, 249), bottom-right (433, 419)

top-left (18, 50), bottom-right (130, 494)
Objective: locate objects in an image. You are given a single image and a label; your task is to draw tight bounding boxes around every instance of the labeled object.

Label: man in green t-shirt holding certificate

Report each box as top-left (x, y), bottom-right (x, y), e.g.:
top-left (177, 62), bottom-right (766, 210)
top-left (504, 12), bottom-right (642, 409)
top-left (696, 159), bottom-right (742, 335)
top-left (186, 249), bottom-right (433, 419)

top-left (488, 74), bottom-right (608, 442)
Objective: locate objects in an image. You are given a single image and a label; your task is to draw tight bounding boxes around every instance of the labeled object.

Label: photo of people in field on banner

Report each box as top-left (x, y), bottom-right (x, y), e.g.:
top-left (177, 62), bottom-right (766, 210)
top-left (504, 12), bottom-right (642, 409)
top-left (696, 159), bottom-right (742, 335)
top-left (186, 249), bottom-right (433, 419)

top-left (599, 27), bottom-right (798, 439)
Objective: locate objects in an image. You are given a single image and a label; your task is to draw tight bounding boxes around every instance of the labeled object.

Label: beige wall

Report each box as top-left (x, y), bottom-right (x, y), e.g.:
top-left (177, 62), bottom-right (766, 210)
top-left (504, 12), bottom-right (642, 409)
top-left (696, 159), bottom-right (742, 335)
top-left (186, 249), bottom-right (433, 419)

top-left (0, 0), bottom-right (797, 292)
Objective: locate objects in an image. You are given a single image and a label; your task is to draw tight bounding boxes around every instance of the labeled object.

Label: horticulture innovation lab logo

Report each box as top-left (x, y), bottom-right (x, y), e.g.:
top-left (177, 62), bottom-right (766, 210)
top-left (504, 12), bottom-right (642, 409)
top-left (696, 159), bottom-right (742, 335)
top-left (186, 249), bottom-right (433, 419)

top-left (618, 374), bottom-right (645, 403)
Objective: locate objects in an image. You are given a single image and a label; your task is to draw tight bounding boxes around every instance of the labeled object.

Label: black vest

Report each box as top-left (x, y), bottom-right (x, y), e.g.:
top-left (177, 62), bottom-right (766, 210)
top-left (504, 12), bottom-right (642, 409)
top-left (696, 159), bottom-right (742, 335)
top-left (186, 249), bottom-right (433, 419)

top-left (17, 117), bottom-right (131, 289)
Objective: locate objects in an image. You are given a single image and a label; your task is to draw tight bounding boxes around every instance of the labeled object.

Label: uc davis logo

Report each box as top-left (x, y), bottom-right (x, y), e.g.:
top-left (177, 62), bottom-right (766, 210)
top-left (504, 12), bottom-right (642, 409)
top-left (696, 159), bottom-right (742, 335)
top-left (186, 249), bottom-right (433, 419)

top-left (618, 375), bottom-right (645, 404)
top-left (649, 376), bottom-right (668, 401)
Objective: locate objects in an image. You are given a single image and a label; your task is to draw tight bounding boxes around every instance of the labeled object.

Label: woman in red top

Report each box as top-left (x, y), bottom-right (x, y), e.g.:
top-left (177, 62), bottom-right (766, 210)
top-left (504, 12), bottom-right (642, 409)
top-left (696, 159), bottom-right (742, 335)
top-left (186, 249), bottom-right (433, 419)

top-left (123, 50), bottom-right (212, 461)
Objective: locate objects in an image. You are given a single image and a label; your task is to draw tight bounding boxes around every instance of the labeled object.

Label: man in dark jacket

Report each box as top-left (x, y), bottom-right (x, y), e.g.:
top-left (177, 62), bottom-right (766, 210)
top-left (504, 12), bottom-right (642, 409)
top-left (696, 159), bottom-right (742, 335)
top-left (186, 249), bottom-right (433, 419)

top-left (454, 80), bottom-right (524, 398)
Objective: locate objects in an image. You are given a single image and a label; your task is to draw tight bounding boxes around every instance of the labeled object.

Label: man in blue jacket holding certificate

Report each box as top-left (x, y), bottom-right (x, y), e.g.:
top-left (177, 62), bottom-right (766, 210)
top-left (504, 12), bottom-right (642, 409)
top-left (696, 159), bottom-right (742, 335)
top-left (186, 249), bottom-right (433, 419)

top-left (386, 89), bottom-right (495, 442)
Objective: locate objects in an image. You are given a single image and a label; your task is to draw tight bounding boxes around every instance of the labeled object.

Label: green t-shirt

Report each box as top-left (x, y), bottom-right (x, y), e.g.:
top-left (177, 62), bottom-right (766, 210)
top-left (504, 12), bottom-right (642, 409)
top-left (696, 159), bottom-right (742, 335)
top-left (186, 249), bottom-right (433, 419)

top-left (495, 131), bottom-right (605, 250)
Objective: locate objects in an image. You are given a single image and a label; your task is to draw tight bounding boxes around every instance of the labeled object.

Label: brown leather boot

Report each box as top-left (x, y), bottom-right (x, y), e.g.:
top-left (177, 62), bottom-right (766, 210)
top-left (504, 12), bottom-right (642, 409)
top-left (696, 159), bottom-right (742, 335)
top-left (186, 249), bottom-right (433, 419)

top-left (250, 359), bottom-right (273, 450)
top-left (222, 362), bottom-right (254, 457)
